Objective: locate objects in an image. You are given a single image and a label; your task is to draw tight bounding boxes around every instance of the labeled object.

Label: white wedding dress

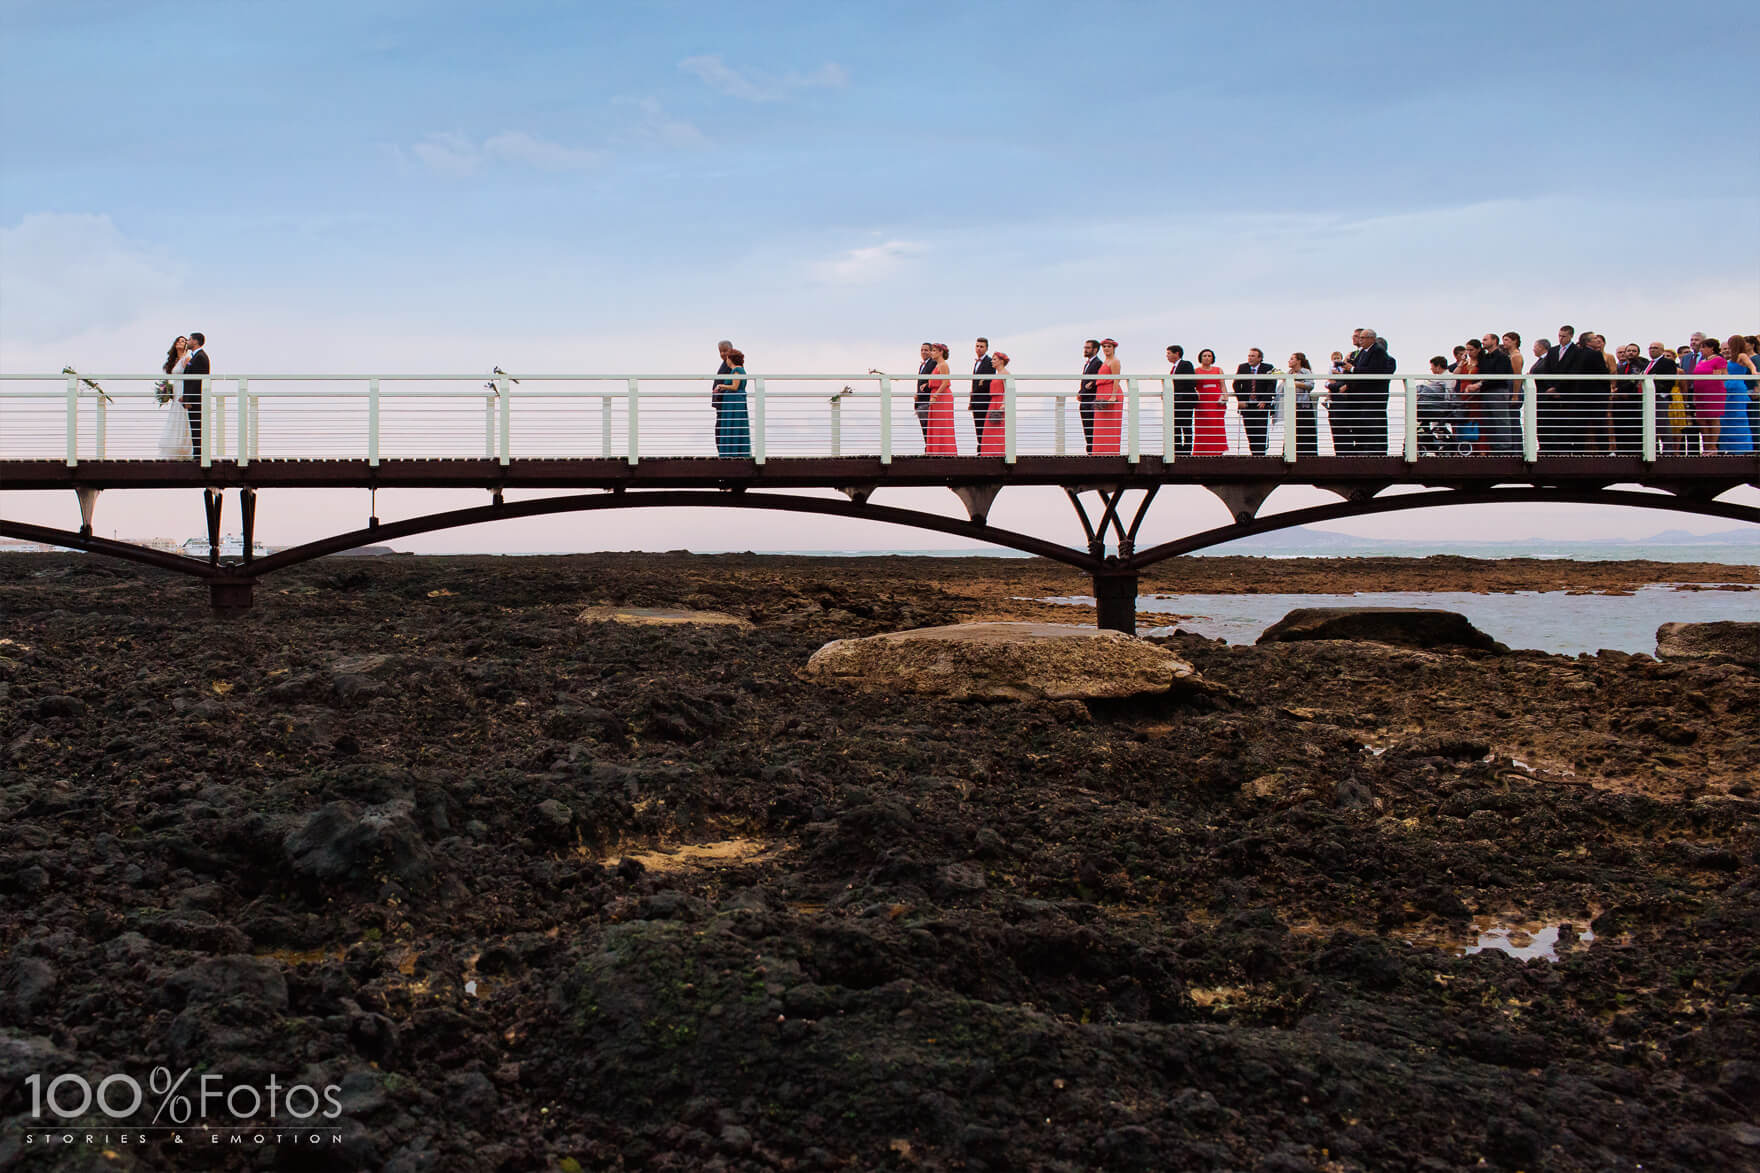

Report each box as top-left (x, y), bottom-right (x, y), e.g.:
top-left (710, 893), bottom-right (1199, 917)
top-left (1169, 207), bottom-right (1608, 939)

top-left (158, 355), bottom-right (193, 459)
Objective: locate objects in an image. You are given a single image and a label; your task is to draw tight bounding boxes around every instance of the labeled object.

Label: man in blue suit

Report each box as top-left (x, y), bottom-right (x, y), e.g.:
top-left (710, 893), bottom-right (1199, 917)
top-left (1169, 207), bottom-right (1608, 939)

top-left (1167, 345), bottom-right (1196, 454)
top-left (971, 337), bottom-right (996, 449)
top-left (914, 341), bottom-right (935, 442)
top-left (1234, 347), bottom-right (1276, 456)
top-left (1078, 339), bottom-right (1101, 453)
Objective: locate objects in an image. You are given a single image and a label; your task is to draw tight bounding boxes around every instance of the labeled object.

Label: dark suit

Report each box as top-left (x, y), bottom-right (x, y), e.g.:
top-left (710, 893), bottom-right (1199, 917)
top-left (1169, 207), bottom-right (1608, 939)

top-left (1233, 362), bottom-right (1276, 456)
top-left (1644, 354), bottom-right (1679, 456)
top-left (1475, 347), bottom-right (1516, 453)
top-left (1078, 354), bottom-right (1102, 453)
top-left (182, 347), bottom-right (210, 460)
top-left (914, 357), bottom-right (935, 440)
top-left (1169, 359), bottom-right (1196, 454)
top-left (1569, 346), bottom-right (1613, 453)
top-left (1531, 345), bottom-right (1567, 453)
top-left (970, 352), bottom-right (996, 448)
top-left (1610, 357), bottom-right (1650, 455)
top-left (1538, 341), bottom-right (1601, 453)
top-left (1337, 342), bottom-right (1394, 454)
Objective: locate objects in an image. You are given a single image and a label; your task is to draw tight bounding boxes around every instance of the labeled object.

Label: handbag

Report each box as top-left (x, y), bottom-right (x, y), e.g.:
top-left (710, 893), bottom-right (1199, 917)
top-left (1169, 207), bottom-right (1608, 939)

top-left (158, 402), bottom-right (193, 459)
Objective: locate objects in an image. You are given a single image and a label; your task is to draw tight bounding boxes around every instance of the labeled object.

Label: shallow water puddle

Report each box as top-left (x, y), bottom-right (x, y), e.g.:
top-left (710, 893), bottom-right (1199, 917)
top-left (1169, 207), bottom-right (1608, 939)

top-left (1464, 921), bottom-right (1595, 962)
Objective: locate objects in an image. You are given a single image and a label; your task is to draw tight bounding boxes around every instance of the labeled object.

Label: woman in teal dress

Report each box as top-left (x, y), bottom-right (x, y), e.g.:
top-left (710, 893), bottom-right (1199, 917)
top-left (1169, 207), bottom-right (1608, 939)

top-left (715, 348), bottom-right (752, 458)
top-left (1720, 334), bottom-right (1756, 454)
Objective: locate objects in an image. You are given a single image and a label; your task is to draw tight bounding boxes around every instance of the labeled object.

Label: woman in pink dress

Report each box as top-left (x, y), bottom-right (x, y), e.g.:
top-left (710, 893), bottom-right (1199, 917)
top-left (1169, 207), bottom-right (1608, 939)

top-left (1192, 349), bottom-right (1227, 455)
top-left (1090, 338), bottom-right (1123, 453)
top-left (980, 352), bottom-right (1010, 457)
top-left (1692, 338), bottom-right (1727, 453)
top-left (926, 343), bottom-right (958, 454)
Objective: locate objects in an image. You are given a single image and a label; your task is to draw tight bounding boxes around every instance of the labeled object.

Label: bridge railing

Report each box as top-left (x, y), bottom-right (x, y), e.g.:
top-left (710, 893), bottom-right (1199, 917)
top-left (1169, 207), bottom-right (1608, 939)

top-left (2, 370), bottom-right (1740, 468)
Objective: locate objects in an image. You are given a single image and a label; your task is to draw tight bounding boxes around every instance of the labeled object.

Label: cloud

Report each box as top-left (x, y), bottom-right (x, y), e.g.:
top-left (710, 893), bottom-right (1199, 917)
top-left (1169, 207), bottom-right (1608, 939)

top-left (410, 131), bottom-right (481, 175)
top-left (814, 239), bottom-right (925, 284)
top-left (0, 213), bottom-right (178, 342)
top-left (613, 97), bottom-right (706, 148)
top-left (410, 130), bottom-right (603, 176)
top-left (678, 54), bottom-right (848, 102)
top-left (483, 131), bottom-right (603, 171)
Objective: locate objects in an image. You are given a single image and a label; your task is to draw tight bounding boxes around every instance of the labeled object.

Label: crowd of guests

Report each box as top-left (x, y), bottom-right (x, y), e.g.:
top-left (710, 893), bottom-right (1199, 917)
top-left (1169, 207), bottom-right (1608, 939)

top-left (1415, 327), bottom-right (1759, 457)
top-left (704, 328), bottom-right (1758, 458)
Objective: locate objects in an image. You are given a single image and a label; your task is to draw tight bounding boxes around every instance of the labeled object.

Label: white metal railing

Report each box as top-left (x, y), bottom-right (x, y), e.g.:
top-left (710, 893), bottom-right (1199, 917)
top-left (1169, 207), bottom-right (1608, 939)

top-left (2, 370), bottom-right (1749, 470)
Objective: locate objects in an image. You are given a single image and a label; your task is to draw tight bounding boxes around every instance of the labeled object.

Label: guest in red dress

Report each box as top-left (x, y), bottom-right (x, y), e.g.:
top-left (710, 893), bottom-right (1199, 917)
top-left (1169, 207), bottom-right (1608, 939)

top-left (926, 343), bottom-right (958, 454)
top-left (980, 352), bottom-right (1010, 456)
top-left (1192, 349), bottom-right (1227, 455)
top-left (1091, 338), bottom-right (1124, 454)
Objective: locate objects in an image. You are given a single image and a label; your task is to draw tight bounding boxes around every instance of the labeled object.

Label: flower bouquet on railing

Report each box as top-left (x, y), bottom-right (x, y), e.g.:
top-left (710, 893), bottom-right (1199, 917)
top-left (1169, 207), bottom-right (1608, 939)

top-left (62, 366), bottom-right (112, 404)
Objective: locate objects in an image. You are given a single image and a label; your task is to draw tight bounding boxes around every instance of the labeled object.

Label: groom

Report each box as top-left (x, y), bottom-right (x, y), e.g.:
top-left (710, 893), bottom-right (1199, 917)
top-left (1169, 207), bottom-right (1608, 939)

top-left (182, 331), bottom-right (209, 460)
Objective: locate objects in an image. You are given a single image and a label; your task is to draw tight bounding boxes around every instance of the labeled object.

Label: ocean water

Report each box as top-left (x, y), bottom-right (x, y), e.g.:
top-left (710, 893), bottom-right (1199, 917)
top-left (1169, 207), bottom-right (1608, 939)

top-left (1151, 586), bottom-right (1757, 656)
top-left (700, 538), bottom-right (1759, 563)
top-left (1190, 541), bottom-right (1759, 565)
top-left (1043, 584), bottom-right (1756, 656)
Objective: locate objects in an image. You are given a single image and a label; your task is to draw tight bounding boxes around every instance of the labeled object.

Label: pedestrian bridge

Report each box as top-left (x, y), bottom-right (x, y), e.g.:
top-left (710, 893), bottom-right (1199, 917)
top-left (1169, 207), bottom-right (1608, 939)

top-left (3, 369), bottom-right (1755, 630)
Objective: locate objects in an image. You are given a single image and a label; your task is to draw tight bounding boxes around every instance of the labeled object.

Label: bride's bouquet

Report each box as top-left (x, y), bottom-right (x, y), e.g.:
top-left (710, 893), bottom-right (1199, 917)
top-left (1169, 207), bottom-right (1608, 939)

top-left (155, 380), bottom-right (175, 405)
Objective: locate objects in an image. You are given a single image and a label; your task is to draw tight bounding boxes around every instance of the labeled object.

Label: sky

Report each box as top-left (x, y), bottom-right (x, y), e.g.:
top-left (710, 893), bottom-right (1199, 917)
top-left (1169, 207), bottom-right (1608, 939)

top-left (2, 0), bottom-right (1757, 555)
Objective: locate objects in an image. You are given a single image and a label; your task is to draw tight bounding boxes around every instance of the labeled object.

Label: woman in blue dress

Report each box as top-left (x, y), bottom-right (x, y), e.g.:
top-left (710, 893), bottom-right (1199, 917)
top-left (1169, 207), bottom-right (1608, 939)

top-left (714, 348), bottom-right (752, 458)
top-left (1720, 334), bottom-right (1756, 454)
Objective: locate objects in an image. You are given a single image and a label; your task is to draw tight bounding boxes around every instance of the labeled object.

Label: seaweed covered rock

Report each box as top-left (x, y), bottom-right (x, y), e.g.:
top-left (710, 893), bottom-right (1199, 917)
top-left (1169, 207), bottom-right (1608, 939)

top-left (1656, 620), bottom-right (1760, 666)
top-left (804, 622), bottom-right (1199, 700)
top-left (1257, 607), bottom-right (1505, 652)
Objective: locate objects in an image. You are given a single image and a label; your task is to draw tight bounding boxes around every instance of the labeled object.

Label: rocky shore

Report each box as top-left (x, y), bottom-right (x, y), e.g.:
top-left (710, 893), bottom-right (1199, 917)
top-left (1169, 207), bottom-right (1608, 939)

top-left (2, 552), bottom-right (1757, 1171)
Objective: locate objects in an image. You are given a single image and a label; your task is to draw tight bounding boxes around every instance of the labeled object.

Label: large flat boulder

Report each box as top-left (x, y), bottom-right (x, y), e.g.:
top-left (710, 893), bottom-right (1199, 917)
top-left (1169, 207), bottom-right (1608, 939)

top-left (1656, 621), bottom-right (1760, 666)
top-left (1257, 607), bottom-right (1504, 652)
top-left (803, 622), bottom-right (1199, 701)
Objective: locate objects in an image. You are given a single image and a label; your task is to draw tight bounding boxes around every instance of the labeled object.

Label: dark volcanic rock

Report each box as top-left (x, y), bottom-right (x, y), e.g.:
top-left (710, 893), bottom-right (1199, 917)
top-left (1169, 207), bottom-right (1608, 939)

top-left (4, 956), bottom-right (57, 1017)
top-left (1257, 606), bottom-right (1505, 651)
top-left (34, 694), bottom-right (86, 721)
top-left (3, 551), bottom-right (1757, 1173)
top-left (282, 799), bottom-right (436, 895)
top-left (166, 955), bottom-right (289, 1009)
top-left (1656, 620), bottom-right (1760, 666)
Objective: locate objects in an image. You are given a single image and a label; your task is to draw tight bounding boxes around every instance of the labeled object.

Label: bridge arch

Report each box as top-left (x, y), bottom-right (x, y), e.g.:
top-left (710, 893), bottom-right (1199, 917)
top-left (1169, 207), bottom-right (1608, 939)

top-left (1127, 486), bottom-right (1760, 566)
top-left (4, 483), bottom-right (1756, 630)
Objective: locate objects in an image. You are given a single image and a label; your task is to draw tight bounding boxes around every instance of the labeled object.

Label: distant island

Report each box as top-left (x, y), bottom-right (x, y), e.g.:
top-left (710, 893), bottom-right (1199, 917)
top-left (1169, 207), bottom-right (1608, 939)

top-left (1199, 525), bottom-right (1760, 555)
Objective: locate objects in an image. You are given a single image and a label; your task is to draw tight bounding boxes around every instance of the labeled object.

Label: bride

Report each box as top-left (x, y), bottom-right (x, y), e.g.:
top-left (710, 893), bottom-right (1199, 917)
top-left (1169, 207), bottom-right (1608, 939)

top-left (158, 335), bottom-right (193, 459)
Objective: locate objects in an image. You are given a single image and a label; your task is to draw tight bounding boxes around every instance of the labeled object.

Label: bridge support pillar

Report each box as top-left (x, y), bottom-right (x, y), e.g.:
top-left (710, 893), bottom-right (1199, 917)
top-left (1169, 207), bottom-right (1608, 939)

top-left (1203, 481), bottom-right (1276, 524)
top-left (209, 578), bottom-right (254, 614)
top-left (202, 489), bottom-right (223, 567)
top-left (240, 489), bottom-right (258, 564)
top-left (1093, 568), bottom-right (1139, 636)
top-left (952, 484), bottom-right (1002, 525)
top-left (76, 487), bottom-right (100, 539)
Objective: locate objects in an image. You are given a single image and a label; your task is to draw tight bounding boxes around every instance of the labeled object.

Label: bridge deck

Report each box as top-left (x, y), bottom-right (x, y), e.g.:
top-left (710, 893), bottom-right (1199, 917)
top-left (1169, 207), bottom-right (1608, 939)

top-left (5, 453), bottom-right (1756, 491)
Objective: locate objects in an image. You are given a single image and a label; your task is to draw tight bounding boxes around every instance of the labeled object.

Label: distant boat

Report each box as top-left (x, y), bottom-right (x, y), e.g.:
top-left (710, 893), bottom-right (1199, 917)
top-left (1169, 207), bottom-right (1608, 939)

top-left (181, 534), bottom-right (272, 558)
